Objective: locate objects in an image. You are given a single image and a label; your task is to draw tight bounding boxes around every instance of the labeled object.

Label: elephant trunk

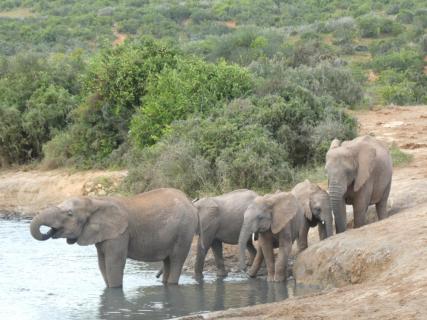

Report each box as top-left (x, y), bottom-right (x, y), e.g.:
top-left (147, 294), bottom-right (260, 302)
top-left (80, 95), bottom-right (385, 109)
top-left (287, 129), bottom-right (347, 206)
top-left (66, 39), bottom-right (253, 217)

top-left (30, 210), bottom-right (56, 241)
top-left (238, 224), bottom-right (252, 271)
top-left (324, 216), bottom-right (334, 237)
top-left (329, 182), bottom-right (347, 233)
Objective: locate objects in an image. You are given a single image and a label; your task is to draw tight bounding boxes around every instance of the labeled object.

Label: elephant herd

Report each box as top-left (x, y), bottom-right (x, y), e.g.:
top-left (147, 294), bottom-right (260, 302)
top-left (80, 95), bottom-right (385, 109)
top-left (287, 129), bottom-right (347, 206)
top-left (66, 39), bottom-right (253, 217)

top-left (30, 135), bottom-right (393, 288)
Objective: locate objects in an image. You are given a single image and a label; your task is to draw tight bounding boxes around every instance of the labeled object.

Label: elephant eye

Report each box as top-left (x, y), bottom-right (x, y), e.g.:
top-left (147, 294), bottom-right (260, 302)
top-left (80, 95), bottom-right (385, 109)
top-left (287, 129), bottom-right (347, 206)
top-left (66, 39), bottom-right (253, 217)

top-left (67, 210), bottom-right (73, 216)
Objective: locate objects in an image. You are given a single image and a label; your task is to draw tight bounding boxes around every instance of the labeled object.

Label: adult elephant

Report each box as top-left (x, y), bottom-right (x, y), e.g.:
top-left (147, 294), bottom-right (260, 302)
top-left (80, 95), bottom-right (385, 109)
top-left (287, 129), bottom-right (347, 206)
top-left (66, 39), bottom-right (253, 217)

top-left (193, 189), bottom-right (258, 279)
top-left (291, 179), bottom-right (333, 250)
top-left (326, 135), bottom-right (392, 233)
top-left (238, 192), bottom-right (303, 282)
top-left (30, 188), bottom-right (197, 288)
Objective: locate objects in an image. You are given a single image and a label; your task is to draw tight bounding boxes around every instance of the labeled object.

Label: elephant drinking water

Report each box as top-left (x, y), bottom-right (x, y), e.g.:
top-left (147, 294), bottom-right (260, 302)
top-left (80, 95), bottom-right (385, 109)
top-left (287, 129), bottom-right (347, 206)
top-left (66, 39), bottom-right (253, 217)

top-left (30, 188), bottom-right (198, 288)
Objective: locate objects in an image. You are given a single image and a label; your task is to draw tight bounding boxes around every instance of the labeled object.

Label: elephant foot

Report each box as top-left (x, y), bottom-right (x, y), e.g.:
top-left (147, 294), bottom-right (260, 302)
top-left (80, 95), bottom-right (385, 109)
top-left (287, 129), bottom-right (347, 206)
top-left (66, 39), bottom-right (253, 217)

top-left (273, 275), bottom-right (286, 282)
top-left (267, 275), bottom-right (275, 282)
top-left (216, 269), bottom-right (228, 278)
top-left (247, 268), bottom-right (257, 278)
top-left (193, 273), bottom-right (204, 282)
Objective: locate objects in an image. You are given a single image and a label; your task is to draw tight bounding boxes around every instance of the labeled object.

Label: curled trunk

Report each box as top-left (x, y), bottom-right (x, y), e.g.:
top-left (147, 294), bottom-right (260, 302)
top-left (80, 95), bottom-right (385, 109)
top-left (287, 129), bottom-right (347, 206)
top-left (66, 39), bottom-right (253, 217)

top-left (30, 212), bottom-right (55, 241)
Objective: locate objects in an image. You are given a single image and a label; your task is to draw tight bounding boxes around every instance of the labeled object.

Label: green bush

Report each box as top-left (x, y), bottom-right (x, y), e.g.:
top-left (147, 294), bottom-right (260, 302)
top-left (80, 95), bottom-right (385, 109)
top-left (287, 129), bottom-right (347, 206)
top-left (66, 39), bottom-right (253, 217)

top-left (370, 49), bottom-right (423, 72)
top-left (358, 15), bottom-right (402, 38)
top-left (44, 38), bottom-right (180, 167)
top-left (125, 90), bottom-right (357, 195)
top-left (251, 60), bottom-right (364, 107)
top-left (397, 10), bottom-right (414, 24)
top-left (129, 57), bottom-right (253, 147)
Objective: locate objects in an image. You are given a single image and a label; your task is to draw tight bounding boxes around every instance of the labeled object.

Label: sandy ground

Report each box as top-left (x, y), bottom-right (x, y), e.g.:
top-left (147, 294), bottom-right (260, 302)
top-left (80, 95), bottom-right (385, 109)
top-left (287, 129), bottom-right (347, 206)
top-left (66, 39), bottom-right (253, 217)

top-left (181, 105), bottom-right (427, 319)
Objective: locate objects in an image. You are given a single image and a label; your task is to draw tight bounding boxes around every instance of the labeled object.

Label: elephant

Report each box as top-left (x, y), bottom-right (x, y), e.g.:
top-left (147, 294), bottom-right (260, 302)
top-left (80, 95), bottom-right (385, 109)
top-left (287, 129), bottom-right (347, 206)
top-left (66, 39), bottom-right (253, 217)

top-left (238, 192), bottom-right (304, 282)
top-left (326, 135), bottom-right (392, 233)
top-left (193, 189), bottom-right (258, 279)
top-left (291, 179), bottom-right (333, 250)
top-left (30, 188), bottom-right (198, 288)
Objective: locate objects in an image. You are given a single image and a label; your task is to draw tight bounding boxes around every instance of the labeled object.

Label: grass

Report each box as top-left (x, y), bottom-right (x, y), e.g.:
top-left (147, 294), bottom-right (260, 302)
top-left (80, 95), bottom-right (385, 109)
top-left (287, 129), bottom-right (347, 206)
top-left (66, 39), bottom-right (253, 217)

top-left (390, 143), bottom-right (413, 167)
top-left (293, 165), bottom-right (328, 189)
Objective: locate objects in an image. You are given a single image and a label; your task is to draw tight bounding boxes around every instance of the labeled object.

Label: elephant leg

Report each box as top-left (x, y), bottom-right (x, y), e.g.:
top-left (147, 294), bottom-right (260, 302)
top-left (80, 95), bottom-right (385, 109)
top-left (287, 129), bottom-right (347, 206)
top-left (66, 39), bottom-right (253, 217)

top-left (275, 227), bottom-right (292, 282)
top-left (194, 236), bottom-right (210, 280)
top-left (353, 200), bottom-right (369, 228)
top-left (103, 234), bottom-right (129, 288)
top-left (247, 244), bottom-right (264, 278)
top-left (376, 181), bottom-right (391, 220)
top-left (162, 257), bottom-right (171, 284)
top-left (96, 244), bottom-right (108, 286)
top-left (246, 239), bottom-right (257, 266)
top-left (296, 220), bottom-right (309, 253)
top-left (168, 233), bottom-right (193, 284)
top-left (259, 232), bottom-right (275, 282)
top-left (212, 239), bottom-right (227, 277)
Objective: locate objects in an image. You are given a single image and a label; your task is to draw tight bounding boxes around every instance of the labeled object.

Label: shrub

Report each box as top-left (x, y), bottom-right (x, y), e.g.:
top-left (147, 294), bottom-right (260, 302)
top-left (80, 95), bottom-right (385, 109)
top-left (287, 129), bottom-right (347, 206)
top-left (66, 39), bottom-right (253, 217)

top-left (251, 60), bottom-right (364, 107)
top-left (129, 57), bottom-right (253, 147)
top-left (397, 10), bottom-right (414, 24)
top-left (378, 81), bottom-right (417, 105)
top-left (370, 49), bottom-right (423, 72)
top-left (46, 38), bottom-right (180, 166)
top-left (124, 88), bottom-right (356, 196)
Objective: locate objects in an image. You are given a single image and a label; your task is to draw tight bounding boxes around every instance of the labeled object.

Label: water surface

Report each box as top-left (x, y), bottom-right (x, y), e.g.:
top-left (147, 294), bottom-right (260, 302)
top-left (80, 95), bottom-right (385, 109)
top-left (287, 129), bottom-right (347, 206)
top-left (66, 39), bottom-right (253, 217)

top-left (0, 220), bottom-right (297, 320)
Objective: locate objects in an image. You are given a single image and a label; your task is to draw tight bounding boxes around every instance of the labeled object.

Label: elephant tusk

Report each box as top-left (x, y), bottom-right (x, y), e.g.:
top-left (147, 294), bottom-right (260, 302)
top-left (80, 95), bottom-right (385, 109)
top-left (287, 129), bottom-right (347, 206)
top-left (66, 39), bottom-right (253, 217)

top-left (321, 220), bottom-right (325, 225)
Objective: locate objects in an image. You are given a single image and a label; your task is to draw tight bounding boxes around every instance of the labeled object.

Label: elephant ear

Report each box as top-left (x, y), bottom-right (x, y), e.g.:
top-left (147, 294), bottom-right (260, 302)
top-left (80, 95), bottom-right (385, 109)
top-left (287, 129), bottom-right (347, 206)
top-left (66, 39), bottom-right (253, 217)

top-left (354, 144), bottom-right (377, 192)
top-left (303, 198), bottom-right (313, 221)
top-left (269, 193), bottom-right (299, 235)
top-left (329, 138), bottom-right (341, 150)
top-left (77, 199), bottom-right (128, 246)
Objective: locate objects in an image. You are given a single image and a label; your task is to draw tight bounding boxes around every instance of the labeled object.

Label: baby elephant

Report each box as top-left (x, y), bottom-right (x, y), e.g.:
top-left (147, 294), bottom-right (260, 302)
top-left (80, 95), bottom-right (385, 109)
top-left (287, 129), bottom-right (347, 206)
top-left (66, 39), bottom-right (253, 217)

top-left (194, 189), bottom-right (258, 279)
top-left (238, 192), bottom-right (304, 282)
top-left (30, 188), bottom-right (197, 287)
top-left (292, 180), bottom-right (333, 251)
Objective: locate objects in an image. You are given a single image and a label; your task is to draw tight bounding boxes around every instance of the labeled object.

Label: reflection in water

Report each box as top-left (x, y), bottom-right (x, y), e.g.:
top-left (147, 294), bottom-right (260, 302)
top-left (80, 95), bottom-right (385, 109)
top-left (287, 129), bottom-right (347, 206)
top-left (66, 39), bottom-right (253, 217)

top-left (99, 279), bottom-right (290, 320)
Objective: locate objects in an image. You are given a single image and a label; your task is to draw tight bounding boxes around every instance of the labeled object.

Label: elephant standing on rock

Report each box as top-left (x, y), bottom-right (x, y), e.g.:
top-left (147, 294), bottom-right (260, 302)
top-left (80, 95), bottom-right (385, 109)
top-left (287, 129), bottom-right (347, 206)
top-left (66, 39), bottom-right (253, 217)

top-left (291, 180), bottom-right (333, 250)
top-left (238, 192), bottom-right (303, 282)
top-left (193, 189), bottom-right (258, 279)
top-left (326, 135), bottom-right (392, 233)
top-left (30, 188), bottom-right (198, 287)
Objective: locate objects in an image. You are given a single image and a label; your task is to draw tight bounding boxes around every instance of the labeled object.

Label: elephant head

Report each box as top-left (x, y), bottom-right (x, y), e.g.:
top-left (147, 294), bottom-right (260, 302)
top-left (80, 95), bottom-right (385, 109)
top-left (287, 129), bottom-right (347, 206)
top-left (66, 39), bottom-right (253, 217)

top-left (30, 197), bottom-right (128, 246)
top-left (326, 138), bottom-right (377, 233)
top-left (308, 190), bottom-right (333, 238)
top-left (238, 192), bottom-right (299, 271)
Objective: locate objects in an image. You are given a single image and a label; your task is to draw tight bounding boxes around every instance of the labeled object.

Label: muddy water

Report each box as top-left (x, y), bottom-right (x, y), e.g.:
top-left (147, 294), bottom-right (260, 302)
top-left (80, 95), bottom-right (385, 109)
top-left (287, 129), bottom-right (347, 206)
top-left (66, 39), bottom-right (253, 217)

top-left (0, 220), bottom-right (302, 320)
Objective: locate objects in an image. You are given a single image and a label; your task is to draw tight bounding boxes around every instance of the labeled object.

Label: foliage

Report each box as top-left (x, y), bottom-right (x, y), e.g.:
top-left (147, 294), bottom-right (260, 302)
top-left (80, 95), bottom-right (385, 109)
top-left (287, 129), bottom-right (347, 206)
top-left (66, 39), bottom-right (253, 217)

top-left (43, 38), bottom-right (179, 167)
top-left (130, 57), bottom-right (253, 147)
top-left (124, 91), bottom-right (357, 196)
top-left (1, 0), bottom-right (424, 194)
top-left (390, 143), bottom-right (413, 167)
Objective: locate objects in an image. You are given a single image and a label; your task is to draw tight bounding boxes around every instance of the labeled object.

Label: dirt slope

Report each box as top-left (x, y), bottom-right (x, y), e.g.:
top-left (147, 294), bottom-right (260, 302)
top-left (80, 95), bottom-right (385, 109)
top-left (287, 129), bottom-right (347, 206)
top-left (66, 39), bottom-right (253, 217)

top-left (184, 106), bottom-right (427, 319)
top-left (0, 169), bottom-right (126, 218)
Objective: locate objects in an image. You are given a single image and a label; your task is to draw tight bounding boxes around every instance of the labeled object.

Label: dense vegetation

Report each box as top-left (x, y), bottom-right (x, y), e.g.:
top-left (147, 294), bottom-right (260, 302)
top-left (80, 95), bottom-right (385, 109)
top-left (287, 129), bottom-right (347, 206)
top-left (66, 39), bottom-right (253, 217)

top-left (0, 0), bottom-right (425, 195)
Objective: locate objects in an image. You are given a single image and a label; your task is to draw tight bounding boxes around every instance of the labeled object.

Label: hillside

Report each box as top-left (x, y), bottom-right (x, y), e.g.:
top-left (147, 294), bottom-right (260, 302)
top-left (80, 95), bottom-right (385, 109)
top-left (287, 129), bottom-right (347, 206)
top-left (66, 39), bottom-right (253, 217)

top-left (0, 0), bottom-right (426, 198)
